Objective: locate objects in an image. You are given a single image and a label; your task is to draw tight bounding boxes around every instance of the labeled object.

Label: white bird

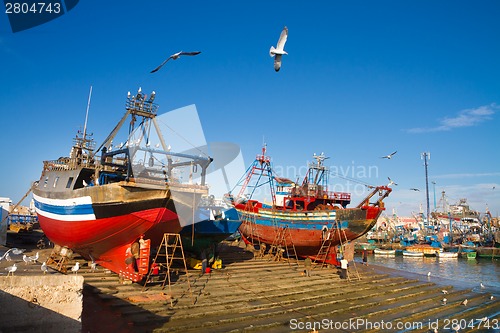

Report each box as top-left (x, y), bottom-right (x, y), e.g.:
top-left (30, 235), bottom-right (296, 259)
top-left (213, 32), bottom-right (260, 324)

top-left (491, 295), bottom-right (494, 300)
top-left (0, 247), bottom-right (24, 261)
top-left (23, 254), bottom-right (30, 265)
top-left (150, 51), bottom-right (201, 73)
top-left (269, 26), bottom-right (288, 72)
top-left (381, 151), bottom-right (397, 159)
top-left (387, 177), bottom-right (398, 187)
top-left (90, 262), bottom-right (97, 272)
top-left (71, 262), bottom-right (80, 274)
top-left (11, 248), bottom-right (25, 255)
top-left (442, 297), bottom-right (447, 304)
top-left (461, 298), bottom-right (468, 306)
top-left (442, 289), bottom-right (448, 294)
top-left (427, 271), bottom-right (431, 277)
top-left (28, 252), bottom-right (39, 263)
top-left (41, 262), bottom-right (48, 274)
top-left (480, 282), bottom-right (485, 289)
top-left (5, 263), bottom-right (17, 276)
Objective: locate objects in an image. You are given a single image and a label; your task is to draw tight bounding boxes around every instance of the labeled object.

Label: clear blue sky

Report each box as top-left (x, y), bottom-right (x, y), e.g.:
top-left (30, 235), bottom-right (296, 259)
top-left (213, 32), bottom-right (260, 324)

top-left (1, 0), bottom-right (499, 217)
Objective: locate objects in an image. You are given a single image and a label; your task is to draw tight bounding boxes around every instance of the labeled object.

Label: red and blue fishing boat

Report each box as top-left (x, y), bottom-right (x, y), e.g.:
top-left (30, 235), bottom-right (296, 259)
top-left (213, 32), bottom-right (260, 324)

top-left (33, 88), bottom-right (212, 281)
top-left (227, 147), bottom-right (392, 264)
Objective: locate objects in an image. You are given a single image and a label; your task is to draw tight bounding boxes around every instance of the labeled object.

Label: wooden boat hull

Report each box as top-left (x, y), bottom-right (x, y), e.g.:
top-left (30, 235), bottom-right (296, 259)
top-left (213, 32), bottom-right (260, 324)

top-left (403, 251), bottom-right (424, 257)
top-left (236, 204), bottom-right (383, 257)
top-left (437, 251), bottom-right (458, 258)
top-left (374, 249), bottom-right (396, 256)
top-left (34, 178), bottom-right (207, 281)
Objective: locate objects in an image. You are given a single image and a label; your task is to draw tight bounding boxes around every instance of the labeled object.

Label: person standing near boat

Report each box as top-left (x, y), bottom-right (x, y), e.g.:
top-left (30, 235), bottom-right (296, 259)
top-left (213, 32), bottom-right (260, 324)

top-left (340, 257), bottom-right (348, 279)
top-left (304, 257), bottom-right (312, 277)
top-left (362, 249), bottom-right (368, 265)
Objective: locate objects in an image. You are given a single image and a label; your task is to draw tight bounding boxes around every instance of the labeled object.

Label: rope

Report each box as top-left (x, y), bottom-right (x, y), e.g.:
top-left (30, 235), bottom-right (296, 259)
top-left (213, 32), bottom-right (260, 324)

top-left (155, 116), bottom-right (210, 159)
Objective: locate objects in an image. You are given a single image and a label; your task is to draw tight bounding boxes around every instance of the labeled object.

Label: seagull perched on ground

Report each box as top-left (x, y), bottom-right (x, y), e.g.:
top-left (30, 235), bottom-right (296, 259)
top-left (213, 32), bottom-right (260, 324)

top-left (442, 297), bottom-right (447, 305)
top-left (28, 252), bottom-right (39, 263)
top-left (23, 254), bottom-right (30, 265)
top-left (427, 271), bottom-right (431, 277)
top-left (491, 295), bottom-right (494, 300)
top-left (480, 282), bottom-right (485, 289)
top-left (381, 151), bottom-right (397, 159)
top-left (442, 289), bottom-right (448, 294)
top-left (387, 177), bottom-right (398, 187)
top-left (0, 247), bottom-right (25, 261)
top-left (269, 26), bottom-right (288, 72)
top-left (461, 298), bottom-right (468, 306)
top-left (71, 262), bottom-right (80, 274)
top-left (41, 262), bottom-right (48, 274)
top-left (5, 263), bottom-right (17, 276)
top-left (150, 51), bottom-right (201, 73)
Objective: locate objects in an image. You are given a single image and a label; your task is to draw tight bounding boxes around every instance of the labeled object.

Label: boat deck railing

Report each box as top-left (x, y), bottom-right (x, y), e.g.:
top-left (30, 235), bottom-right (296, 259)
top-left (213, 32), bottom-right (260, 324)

top-left (43, 158), bottom-right (94, 171)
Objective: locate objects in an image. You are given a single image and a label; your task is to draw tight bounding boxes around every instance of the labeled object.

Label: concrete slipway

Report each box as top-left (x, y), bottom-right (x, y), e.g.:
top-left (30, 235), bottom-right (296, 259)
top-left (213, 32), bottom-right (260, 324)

top-left (1, 233), bottom-right (498, 333)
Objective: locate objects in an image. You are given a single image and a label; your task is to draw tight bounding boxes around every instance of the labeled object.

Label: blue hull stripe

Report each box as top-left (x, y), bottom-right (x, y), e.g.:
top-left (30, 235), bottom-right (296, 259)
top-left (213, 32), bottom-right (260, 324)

top-left (34, 200), bottom-right (94, 216)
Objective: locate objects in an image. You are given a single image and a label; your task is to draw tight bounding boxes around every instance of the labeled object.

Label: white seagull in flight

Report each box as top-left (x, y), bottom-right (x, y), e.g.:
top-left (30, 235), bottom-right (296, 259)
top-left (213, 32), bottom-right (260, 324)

top-left (387, 177), bottom-right (398, 187)
top-left (150, 51), bottom-right (201, 73)
top-left (381, 151), bottom-right (397, 159)
top-left (270, 26), bottom-right (288, 72)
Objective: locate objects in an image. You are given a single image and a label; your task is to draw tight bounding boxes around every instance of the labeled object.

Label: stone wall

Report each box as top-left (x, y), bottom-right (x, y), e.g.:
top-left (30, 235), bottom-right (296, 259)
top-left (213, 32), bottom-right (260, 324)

top-left (0, 275), bottom-right (83, 333)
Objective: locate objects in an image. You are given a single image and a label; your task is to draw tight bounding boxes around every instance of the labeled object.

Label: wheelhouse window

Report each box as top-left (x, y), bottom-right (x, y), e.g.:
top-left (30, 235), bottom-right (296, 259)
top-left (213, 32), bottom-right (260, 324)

top-left (53, 176), bottom-right (59, 188)
top-left (43, 177), bottom-right (48, 188)
top-left (66, 177), bottom-right (74, 189)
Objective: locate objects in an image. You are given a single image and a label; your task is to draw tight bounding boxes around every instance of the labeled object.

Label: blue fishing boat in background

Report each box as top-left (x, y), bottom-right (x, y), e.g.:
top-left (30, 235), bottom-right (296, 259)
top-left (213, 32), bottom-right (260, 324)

top-left (180, 196), bottom-right (241, 256)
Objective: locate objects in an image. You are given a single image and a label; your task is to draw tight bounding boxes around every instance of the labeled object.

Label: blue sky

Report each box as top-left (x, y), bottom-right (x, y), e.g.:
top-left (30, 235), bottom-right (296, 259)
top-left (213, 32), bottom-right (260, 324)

top-left (1, 0), bottom-right (499, 217)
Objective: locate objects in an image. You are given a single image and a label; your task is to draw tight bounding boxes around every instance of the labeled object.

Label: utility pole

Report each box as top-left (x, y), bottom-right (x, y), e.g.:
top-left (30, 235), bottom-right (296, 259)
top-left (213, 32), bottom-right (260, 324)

top-left (431, 181), bottom-right (436, 211)
top-left (421, 152), bottom-right (431, 227)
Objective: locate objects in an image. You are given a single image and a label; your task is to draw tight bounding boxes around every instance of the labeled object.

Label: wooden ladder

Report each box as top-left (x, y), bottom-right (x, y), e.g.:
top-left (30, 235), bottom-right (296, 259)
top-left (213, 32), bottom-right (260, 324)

top-left (142, 233), bottom-right (194, 306)
top-left (336, 222), bottom-right (361, 281)
top-left (312, 227), bottom-right (335, 269)
top-left (268, 225), bottom-right (299, 266)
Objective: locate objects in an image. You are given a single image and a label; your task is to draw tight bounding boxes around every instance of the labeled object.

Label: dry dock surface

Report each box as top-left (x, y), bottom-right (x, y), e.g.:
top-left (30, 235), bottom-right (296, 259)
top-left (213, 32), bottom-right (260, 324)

top-left (1, 232), bottom-right (499, 333)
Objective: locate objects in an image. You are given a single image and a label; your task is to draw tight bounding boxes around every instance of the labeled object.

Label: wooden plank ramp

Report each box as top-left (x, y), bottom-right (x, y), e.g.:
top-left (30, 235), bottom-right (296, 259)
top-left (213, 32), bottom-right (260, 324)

top-left (78, 242), bottom-right (499, 333)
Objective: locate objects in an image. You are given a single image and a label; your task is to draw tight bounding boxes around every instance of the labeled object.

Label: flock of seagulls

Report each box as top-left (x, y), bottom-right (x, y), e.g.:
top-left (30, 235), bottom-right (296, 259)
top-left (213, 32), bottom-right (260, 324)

top-left (1, 248), bottom-right (92, 276)
top-left (150, 26), bottom-right (289, 73)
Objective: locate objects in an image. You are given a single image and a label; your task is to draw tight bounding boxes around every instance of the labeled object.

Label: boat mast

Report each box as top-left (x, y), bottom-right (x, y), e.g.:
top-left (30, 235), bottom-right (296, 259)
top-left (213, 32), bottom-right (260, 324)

top-left (83, 85), bottom-right (92, 143)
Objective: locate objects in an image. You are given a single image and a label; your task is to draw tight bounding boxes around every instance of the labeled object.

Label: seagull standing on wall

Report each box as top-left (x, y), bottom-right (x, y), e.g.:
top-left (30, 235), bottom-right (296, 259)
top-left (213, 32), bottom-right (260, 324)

top-left (71, 262), bottom-right (80, 274)
top-left (270, 26), bottom-right (288, 72)
top-left (150, 51), bottom-right (201, 73)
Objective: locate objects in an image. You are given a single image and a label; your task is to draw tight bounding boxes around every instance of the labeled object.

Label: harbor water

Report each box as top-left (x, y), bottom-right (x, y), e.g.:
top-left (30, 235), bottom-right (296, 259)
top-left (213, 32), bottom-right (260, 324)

top-left (365, 253), bottom-right (500, 293)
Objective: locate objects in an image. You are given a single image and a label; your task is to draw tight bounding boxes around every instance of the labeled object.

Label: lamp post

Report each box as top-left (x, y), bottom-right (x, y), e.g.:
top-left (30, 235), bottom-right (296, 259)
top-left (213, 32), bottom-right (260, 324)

top-left (421, 152), bottom-right (431, 228)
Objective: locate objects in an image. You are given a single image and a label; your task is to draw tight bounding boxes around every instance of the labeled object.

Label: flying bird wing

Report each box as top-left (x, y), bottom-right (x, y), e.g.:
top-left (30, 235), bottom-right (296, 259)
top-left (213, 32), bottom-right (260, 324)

top-left (390, 151), bottom-right (397, 156)
top-left (276, 26), bottom-right (288, 51)
top-left (274, 54), bottom-right (282, 72)
top-left (180, 51), bottom-right (201, 56)
top-left (150, 56), bottom-right (174, 73)
top-left (150, 51), bottom-right (201, 73)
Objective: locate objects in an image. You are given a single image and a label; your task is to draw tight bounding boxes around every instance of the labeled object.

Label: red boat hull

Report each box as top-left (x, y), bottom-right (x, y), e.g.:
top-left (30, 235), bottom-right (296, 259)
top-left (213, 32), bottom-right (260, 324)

top-left (38, 207), bottom-right (181, 282)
